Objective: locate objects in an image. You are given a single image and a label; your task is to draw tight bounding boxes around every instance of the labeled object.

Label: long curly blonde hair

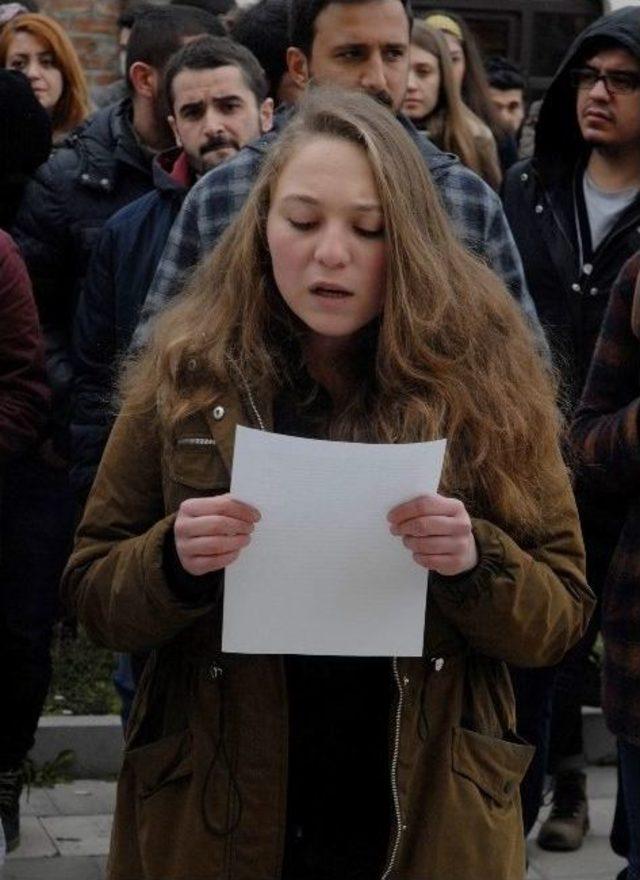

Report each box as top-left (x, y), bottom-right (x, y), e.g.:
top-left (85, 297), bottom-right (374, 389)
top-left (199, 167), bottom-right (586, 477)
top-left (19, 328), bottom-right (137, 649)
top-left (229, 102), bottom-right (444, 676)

top-left (123, 86), bottom-right (564, 540)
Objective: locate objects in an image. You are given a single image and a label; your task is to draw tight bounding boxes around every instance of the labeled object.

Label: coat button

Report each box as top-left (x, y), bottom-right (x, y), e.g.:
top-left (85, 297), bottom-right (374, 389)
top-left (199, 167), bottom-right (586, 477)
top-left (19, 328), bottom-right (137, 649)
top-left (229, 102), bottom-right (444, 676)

top-left (571, 283), bottom-right (581, 293)
top-left (589, 287), bottom-right (599, 296)
top-left (535, 204), bottom-right (544, 214)
top-left (213, 405), bottom-right (225, 421)
top-left (403, 675), bottom-right (410, 686)
top-left (520, 172), bottom-right (529, 182)
top-left (583, 263), bottom-right (593, 276)
top-left (100, 177), bottom-right (110, 189)
top-left (434, 657), bottom-right (444, 672)
top-left (80, 173), bottom-right (90, 182)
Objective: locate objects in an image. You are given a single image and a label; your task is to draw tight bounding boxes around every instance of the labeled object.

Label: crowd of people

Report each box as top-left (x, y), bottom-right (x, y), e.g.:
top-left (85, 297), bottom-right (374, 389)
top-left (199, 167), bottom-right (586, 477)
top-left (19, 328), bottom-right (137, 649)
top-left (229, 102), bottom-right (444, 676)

top-left (0, 0), bottom-right (638, 878)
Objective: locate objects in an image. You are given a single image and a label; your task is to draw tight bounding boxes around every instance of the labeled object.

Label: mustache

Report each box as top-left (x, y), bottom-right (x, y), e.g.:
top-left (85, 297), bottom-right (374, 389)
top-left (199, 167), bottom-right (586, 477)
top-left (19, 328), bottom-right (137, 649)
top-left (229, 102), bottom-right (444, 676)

top-left (200, 134), bottom-right (240, 156)
top-left (369, 88), bottom-right (393, 108)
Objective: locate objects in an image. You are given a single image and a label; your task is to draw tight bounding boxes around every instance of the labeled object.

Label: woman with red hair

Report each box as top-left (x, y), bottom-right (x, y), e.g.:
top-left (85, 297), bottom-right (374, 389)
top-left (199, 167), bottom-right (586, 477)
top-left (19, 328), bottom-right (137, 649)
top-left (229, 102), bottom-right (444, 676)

top-left (0, 13), bottom-right (90, 142)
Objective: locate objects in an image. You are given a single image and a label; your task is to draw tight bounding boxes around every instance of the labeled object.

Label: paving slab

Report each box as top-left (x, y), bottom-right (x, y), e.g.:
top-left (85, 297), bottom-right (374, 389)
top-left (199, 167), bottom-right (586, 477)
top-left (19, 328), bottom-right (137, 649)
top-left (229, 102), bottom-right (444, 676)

top-left (45, 780), bottom-right (117, 817)
top-left (5, 818), bottom-right (57, 860)
top-left (19, 787), bottom-right (59, 819)
top-left (2, 855), bottom-right (107, 879)
top-left (39, 815), bottom-right (113, 858)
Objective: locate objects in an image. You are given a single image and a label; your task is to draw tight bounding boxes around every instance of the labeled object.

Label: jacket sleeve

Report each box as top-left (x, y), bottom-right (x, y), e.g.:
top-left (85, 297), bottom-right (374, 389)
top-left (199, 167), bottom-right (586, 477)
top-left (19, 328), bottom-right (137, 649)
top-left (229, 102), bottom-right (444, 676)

top-left (11, 154), bottom-right (75, 402)
top-left (132, 183), bottom-right (204, 350)
top-left (429, 451), bottom-right (593, 668)
top-left (70, 223), bottom-right (119, 499)
top-left (0, 233), bottom-right (50, 462)
top-left (570, 255), bottom-right (640, 489)
top-left (434, 163), bottom-right (550, 361)
top-left (61, 403), bottom-right (217, 652)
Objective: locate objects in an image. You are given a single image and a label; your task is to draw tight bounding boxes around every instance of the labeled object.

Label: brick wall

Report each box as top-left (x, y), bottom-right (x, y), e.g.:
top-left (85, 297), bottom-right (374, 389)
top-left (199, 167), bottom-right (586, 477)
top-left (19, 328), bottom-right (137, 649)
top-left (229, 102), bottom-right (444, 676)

top-left (40, 0), bottom-right (123, 91)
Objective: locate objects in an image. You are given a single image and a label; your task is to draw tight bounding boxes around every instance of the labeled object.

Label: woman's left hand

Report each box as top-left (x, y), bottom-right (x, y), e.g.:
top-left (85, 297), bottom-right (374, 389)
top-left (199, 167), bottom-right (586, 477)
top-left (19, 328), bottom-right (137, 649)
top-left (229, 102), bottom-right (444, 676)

top-left (388, 494), bottom-right (478, 576)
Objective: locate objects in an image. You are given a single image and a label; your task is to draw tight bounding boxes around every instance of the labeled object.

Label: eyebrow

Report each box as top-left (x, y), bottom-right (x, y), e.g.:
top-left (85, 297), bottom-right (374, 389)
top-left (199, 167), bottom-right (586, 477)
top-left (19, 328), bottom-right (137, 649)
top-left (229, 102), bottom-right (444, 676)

top-left (584, 63), bottom-right (640, 75)
top-left (281, 194), bottom-right (382, 211)
top-left (177, 94), bottom-right (244, 112)
top-left (332, 41), bottom-right (406, 51)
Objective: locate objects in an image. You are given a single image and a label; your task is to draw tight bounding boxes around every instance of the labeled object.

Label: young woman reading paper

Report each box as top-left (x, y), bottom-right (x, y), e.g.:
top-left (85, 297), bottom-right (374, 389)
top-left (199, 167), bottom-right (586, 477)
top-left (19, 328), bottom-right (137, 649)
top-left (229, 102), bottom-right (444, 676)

top-left (62, 88), bottom-right (593, 880)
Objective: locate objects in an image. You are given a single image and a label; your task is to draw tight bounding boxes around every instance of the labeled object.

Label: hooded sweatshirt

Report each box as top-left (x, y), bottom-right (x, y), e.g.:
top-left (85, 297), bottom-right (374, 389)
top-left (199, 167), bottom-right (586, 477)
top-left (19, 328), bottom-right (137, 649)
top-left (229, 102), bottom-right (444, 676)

top-left (503, 6), bottom-right (640, 407)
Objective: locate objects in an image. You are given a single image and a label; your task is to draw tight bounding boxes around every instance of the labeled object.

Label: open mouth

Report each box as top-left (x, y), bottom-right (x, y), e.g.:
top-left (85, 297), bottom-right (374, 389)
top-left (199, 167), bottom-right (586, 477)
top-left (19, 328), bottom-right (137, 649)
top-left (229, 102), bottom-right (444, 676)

top-left (310, 285), bottom-right (353, 299)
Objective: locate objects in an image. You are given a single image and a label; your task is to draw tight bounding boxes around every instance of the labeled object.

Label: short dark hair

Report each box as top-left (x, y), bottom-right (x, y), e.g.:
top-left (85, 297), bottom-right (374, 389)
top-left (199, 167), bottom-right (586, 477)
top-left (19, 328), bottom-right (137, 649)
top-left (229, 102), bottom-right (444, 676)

top-left (231, 0), bottom-right (289, 99)
top-left (171, 0), bottom-right (236, 17)
top-left (289, 0), bottom-right (413, 57)
top-left (163, 34), bottom-right (268, 112)
top-left (125, 5), bottom-right (225, 82)
top-left (117, 2), bottom-right (154, 32)
top-left (485, 56), bottom-right (524, 92)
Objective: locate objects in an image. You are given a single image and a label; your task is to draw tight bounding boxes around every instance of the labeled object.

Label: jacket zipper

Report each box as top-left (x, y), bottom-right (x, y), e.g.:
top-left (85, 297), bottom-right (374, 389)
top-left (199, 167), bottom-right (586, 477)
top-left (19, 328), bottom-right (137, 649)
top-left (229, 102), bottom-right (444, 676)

top-left (230, 364), bottom-right (408, 877)
top-left (381, 657), bottom-right (405, 880)
top-left (229, 359), bottom-right (267, 431)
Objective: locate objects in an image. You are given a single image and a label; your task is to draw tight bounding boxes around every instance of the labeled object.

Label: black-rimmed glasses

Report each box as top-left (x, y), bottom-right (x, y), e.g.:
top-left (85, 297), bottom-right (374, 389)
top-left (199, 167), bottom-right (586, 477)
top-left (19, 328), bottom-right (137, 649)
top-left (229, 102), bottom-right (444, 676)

top-left (570, 67), bottom-right (640, 95)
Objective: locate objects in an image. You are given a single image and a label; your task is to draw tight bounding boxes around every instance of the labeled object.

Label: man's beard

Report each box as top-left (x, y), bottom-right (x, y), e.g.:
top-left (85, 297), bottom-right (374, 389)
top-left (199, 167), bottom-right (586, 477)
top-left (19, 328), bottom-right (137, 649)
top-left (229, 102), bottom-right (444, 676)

top-left (195, 134), bottom-right (240, 172)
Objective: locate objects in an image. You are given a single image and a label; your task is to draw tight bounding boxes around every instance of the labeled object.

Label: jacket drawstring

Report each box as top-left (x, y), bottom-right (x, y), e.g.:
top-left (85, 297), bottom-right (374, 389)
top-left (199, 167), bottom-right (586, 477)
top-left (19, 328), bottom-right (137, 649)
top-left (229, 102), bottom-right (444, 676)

top-left (201, 663), bottom-right (243, 837)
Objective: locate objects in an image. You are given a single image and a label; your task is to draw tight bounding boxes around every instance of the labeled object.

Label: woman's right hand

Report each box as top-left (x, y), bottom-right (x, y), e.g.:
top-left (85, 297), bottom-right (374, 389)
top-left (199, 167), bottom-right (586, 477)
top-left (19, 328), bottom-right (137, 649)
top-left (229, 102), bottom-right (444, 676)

top-left (174, 493), bottom-right (261, 576)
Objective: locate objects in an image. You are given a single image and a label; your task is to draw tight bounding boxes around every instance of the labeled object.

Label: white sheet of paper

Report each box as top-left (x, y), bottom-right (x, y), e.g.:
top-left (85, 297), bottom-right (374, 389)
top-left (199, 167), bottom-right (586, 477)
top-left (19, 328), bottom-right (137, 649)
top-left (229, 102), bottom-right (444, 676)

top-left (222, 426), bottom-right (446, 657)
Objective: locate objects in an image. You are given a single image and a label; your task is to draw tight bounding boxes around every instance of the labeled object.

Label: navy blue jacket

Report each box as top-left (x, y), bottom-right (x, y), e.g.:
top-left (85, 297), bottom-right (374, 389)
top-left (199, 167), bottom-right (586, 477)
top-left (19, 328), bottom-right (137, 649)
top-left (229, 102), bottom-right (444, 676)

top-left (70, 147), bottom-right (192, 495)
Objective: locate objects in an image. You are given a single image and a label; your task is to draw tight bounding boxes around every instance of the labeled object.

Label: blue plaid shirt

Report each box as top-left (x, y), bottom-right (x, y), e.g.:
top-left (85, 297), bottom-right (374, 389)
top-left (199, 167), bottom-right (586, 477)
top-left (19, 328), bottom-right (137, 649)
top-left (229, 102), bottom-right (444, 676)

top-left (135, 110), bottom-right (545, 351)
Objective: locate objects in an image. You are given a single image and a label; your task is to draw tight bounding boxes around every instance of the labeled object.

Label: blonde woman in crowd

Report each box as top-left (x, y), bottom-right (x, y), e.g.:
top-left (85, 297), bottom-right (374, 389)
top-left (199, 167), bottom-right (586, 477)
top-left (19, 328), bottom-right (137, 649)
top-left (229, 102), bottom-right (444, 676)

top-left (0, 13), bottom-right (90, 143)
top-left (426, 10), bottom-right (519, 172)
top-left (62, 88), bottom-right (592, 880)
top-left (403, 22), bottom-right (501, 189)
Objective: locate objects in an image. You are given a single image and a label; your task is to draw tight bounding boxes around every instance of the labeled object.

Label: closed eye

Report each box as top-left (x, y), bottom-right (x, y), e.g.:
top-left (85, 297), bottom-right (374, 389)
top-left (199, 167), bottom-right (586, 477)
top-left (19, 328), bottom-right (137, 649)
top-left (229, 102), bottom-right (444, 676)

top-left (288, 218), bottom-right (317, 231)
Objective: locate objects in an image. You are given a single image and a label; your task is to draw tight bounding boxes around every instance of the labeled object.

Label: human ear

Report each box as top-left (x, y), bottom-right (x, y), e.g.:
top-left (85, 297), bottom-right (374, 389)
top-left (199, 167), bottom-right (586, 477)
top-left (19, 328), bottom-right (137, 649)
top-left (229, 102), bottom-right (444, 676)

top-left (260, 97), bottom-right (275, 133)
top-left (287, 47), bottom-right (311, 90)
top-left (128, 61), bottom-right (157, 99)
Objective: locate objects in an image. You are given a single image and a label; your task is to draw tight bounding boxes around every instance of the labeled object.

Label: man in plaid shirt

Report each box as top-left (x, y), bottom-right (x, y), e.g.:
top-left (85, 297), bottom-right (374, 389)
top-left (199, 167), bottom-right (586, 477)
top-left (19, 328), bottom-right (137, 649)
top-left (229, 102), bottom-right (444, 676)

top-left (135, 0), bottom-right (544, 350)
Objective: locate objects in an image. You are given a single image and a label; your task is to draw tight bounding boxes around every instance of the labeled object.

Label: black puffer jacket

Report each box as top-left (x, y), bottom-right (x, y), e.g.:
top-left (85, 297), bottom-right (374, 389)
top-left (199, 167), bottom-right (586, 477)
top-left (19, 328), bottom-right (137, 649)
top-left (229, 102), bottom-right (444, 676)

top-left (502, 6), bottom-right (640, 409)
top-left (11, 98), bottom-right (154, 456)
top-left (70, 147), bottom-right (192, 496)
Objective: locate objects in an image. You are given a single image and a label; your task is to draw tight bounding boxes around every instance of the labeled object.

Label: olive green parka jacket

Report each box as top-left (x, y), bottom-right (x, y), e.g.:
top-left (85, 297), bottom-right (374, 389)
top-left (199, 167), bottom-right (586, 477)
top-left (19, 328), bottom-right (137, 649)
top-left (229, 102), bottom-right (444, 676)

top-left (61, 386), bottom-right (593, 880)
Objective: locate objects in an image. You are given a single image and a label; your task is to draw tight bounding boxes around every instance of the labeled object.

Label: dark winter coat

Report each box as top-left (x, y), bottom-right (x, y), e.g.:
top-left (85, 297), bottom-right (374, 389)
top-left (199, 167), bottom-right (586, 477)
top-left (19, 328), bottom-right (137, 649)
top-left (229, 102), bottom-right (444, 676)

top-left (502, 7), bottom-right (640, 569)
top-left (502, 6), bottom-right (640, 408)
top-left (70, 147), bottom-right (192, 495)
top-left (62, 384), bottom-right (592, 880)
top-left (571, 252), bottom-right (640, 742)
top-left (11, 98), bottom-right (155, 457)
top-left (0, 231), bottom-right (49, 464)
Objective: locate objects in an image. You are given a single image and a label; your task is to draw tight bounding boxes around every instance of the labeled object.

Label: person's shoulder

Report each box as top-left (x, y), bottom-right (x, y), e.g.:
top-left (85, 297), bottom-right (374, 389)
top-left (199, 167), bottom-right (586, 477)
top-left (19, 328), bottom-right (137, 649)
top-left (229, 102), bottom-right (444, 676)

top-left (432, 158), bottom-right (500, 207)
top-left (180, 144), bottom-right (272, 222)
top-left (104, 189), bottom-right (161, 233)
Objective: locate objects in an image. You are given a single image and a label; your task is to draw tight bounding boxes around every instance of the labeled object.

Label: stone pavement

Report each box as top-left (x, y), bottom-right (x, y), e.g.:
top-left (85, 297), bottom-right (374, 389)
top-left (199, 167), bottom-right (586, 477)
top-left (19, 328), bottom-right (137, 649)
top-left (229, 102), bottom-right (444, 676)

top-left (1, 767), bottom-right (627, 879)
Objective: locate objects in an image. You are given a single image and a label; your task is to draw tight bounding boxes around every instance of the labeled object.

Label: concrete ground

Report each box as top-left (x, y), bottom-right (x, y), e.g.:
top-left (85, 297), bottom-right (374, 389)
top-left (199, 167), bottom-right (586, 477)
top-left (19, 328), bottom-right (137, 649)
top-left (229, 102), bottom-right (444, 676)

top-left (2, 766), bottom-right (627, 880)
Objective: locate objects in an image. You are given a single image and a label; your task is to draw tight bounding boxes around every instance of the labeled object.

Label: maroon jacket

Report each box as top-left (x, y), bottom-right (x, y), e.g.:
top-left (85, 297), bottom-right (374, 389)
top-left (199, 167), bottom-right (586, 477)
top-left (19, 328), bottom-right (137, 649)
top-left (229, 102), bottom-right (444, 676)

top-left (0, 230), bottom-right (49, 463)
top-left (572, 251), bottom-right (640, 742)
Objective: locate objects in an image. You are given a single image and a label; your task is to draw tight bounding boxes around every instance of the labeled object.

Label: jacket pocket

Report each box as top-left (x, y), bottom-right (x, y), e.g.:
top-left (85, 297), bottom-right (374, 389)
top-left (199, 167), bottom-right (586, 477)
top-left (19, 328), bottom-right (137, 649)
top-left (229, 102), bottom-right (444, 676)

top-left (451, 726), bottom-right (534, 807)
top-left (126, 729), bottom-right (193, 800)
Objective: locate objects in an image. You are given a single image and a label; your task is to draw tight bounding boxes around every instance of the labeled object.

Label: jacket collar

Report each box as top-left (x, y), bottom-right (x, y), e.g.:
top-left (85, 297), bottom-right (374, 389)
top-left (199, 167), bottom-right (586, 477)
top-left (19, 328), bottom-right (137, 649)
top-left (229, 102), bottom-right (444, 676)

top-left (203, 382), bottom-right (274, 477)
top-left (72, 98), bottom-right (153, 192)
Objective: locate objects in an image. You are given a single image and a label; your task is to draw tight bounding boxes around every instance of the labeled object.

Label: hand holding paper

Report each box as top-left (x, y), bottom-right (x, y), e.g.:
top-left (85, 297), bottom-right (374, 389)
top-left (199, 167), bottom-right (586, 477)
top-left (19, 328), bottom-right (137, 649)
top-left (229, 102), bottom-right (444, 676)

top-left (174, 493), bottom-right (261, 576)
top-left (388, 494), bottom-right (478, 576)
top-left (222, 427), bottom-right (447, 656)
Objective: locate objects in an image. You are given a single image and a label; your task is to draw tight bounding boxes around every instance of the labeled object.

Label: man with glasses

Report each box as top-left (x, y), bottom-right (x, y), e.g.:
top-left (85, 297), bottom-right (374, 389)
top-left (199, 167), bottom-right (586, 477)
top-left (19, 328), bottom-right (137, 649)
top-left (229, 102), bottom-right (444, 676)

top-left (503, 7), bottom-right (640, 860)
